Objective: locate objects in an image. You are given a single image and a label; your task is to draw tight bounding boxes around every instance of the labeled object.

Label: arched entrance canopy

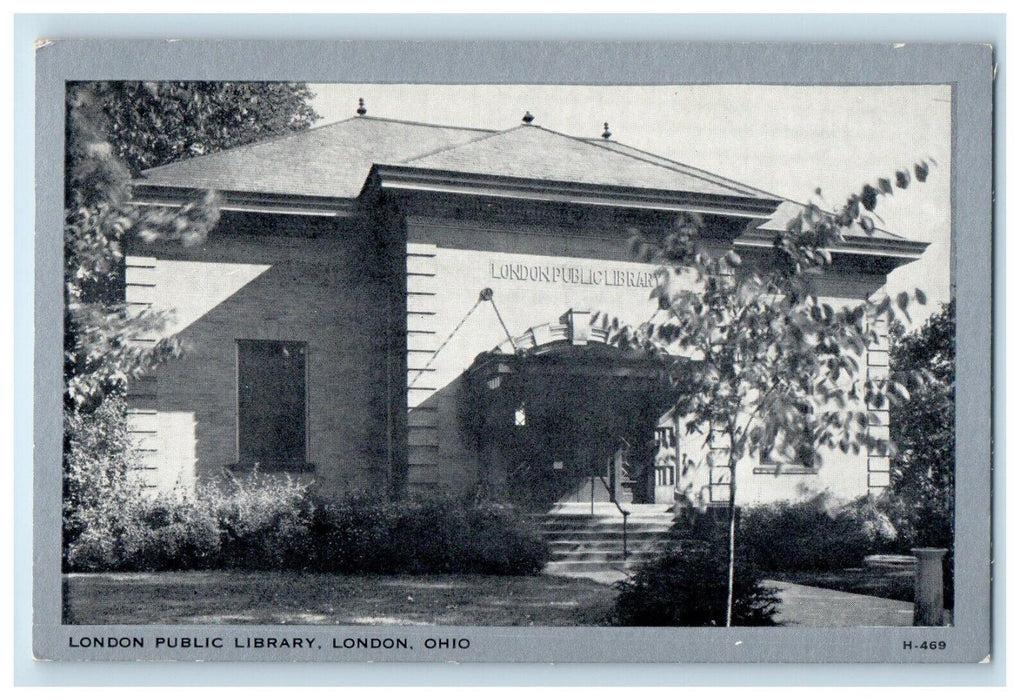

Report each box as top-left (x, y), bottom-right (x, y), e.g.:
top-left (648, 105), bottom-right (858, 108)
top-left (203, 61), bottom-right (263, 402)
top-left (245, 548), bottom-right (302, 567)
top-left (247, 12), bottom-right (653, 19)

top-left (465, 308), bottom-right (680, 405)
top-left (468, 307), bottom-right (672, 376)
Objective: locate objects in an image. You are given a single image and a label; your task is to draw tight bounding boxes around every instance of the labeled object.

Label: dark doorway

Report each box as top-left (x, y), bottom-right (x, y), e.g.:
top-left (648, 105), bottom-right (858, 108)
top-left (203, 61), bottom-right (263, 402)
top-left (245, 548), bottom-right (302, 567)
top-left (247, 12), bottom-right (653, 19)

top-left (464, 344), bottom-right (677, 507)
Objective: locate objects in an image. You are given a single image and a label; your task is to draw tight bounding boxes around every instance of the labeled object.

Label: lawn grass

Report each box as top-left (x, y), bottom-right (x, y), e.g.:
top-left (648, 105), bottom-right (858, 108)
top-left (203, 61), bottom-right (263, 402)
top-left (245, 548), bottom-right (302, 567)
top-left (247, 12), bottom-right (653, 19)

top-left (63, 571), bottom-right (619, 626)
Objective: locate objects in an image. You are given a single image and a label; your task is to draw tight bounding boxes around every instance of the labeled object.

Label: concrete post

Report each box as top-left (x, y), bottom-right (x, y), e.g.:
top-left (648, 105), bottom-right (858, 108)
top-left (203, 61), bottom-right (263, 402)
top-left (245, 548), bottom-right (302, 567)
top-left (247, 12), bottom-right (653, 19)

top-left (912, 547), bottom-right (947, 626)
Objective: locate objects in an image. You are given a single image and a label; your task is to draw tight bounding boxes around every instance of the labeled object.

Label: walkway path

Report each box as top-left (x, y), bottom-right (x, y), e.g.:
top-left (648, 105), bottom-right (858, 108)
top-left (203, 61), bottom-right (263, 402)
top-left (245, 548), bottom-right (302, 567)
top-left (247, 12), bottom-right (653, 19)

top-left (550, 569), bottom-right (915, 626)
top-left (767, 579), bottom-right (914, 627)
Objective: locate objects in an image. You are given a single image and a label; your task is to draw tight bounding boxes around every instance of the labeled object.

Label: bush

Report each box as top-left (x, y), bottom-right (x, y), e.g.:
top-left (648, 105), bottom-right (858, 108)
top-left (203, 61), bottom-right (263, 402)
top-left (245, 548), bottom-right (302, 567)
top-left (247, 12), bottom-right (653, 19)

top-left (64, 469), bottom-right (548, 576)
top-left (63, 395), bottom-right (139, 559)
top-left (611, 512), bottom-right (779, 626)
top-left (64, 473), bottom-right (306, 572)
top-left (206, 474), bottom-right (314, 570)
top-left (738, 492), bottom-right (900, 572)
top-left (306, 495), bottom-right (547, 576)
top-left (459, 503), bottom-right (550, 575)
top-left (307, 493), bottom-right (398, 574)
top-left (66, 490), bottom-right (221, 572)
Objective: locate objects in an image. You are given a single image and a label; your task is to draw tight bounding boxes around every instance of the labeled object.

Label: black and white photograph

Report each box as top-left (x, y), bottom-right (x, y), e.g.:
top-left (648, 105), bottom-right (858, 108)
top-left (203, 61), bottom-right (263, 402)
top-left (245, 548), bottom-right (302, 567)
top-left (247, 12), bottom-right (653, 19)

top-left (29, 39), bottom-right (995, 665)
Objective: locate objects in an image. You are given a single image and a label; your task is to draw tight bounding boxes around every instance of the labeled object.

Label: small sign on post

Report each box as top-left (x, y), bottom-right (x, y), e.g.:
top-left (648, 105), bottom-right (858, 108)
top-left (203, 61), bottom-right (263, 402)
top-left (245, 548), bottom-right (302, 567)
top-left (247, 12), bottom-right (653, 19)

top-left (912, 547), bottom-right (947, 626)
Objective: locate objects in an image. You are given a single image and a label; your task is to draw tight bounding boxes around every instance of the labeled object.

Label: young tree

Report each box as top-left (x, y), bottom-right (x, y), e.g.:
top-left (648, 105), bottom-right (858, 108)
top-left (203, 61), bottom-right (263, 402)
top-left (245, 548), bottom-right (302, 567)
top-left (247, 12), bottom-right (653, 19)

top-left (65, 84), bottom-right (214, 408)
top-left (626, 165), bottom-right (935, 626)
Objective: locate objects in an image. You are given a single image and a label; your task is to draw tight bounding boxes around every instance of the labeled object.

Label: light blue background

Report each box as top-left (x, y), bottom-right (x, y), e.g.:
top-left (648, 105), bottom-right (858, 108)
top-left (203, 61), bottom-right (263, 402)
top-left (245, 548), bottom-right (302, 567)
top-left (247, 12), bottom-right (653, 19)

top-left (13, 12), bottom-right (1006, 686)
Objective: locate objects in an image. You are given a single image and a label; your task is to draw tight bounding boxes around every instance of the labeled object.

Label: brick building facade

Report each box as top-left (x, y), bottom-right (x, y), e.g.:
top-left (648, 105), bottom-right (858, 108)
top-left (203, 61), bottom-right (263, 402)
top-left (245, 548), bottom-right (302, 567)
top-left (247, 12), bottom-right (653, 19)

top-left (127, 112), bottom-right (928, 507)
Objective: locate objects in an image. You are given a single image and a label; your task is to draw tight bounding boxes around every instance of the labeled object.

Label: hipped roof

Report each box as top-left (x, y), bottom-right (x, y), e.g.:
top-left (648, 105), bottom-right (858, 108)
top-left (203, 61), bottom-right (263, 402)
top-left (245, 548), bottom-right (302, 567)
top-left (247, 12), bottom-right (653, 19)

top-left (139, 116), bottom-right (494, 199)
top-left (137, 116), bottom-right (777, 204)
top-left (391, 124), bottom-right (775, 200)
top-left (134, 114), bottom-right (922, 249)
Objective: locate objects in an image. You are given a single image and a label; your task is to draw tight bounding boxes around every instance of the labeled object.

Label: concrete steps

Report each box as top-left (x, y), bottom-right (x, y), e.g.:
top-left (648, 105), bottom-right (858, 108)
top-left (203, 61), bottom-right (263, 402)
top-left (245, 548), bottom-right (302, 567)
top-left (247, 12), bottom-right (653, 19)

top-left (528, 503), bottom-right (677, 579)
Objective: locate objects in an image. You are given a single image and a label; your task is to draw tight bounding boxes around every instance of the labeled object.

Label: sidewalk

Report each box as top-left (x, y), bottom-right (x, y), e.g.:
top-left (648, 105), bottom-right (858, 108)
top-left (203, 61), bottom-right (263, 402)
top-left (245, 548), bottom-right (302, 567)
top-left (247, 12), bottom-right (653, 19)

top-left (550, 569), bottom-right (918, 627)
top-left (767, 579), bottom-right (914, 627)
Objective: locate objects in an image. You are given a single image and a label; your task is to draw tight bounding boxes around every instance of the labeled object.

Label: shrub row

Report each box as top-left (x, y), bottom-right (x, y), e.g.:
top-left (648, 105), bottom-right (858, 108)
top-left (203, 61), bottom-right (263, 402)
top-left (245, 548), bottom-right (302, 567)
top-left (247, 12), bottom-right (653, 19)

top-left (305, 495), bottom-right (549, 575)
top-left (737, 491), bottom-right (903, 572)
top-left (64, 475), bottom-right (548, 576)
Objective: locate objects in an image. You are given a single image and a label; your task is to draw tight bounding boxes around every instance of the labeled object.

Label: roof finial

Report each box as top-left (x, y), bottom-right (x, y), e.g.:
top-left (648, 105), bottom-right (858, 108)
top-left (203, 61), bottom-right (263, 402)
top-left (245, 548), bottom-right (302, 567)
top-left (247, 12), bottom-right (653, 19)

top-left (522, 111), bottom-right (534, 124)
top-left (356, 98), bottom-right (367, 116)
top-left (601, 122), bottom-right (612, 140)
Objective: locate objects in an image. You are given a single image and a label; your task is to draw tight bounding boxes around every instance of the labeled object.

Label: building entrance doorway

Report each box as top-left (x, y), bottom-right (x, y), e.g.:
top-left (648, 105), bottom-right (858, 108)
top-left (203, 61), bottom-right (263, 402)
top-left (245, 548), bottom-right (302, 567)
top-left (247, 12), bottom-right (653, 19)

top-left (462, 310), bottom-right (679, 508)
top-left (506, 373), bottom-right (661, 505)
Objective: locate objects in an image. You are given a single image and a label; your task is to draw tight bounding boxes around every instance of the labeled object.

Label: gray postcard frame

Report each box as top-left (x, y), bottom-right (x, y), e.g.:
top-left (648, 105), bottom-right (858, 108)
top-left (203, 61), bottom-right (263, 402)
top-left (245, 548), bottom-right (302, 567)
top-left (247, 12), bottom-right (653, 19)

top-left (31, 39), bottom-right (993, 666)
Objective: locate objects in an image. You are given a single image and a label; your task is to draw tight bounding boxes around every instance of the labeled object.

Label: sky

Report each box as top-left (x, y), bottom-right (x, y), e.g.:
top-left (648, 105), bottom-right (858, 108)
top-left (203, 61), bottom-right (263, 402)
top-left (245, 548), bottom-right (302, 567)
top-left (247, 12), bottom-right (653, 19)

top-left (311, 84), bottom-right (951, 327)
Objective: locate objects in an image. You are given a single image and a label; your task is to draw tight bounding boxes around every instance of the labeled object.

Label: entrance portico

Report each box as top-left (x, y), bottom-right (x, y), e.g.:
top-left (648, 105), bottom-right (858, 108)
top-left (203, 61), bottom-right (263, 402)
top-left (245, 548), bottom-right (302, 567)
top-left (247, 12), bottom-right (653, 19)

top-left (463, 309), bottom-right (680, 507)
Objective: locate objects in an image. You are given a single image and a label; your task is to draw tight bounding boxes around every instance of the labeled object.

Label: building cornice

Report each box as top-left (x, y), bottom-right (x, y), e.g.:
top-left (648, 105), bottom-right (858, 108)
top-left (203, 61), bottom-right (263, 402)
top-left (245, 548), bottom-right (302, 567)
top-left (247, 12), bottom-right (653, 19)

top-left (130, 183), bottom-right (356, 218)
top-left (369, 165), bottom-right (783, 220)
top-left (736, 229), bottom-right (930, 264)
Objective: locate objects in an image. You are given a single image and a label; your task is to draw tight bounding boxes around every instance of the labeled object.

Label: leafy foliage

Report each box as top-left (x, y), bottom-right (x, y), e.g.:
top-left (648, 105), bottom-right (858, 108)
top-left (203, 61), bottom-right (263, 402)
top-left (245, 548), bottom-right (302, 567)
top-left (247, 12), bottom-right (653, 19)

top-left (887, 302), bottom-right (955, 607)
top-left (307, 496), bottom-right (549, 575)
top-left (889, 301), bottom-right (955, 545)
top-left (611, 512), bottom-right (779, 626)
top-left (63, 394), bottom-right (141, 555)
top-left (630, 216), bottom-right (931, 478)
top-left (65, 471), bottom-right (310, 572)
top-left (90, 82), bottom-right (319, 175)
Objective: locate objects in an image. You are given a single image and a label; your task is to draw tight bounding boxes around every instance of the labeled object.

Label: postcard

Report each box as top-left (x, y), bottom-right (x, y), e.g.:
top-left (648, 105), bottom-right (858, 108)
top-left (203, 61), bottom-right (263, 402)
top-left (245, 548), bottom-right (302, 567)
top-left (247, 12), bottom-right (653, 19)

top-left (32, 39), bottom-right (994, 663)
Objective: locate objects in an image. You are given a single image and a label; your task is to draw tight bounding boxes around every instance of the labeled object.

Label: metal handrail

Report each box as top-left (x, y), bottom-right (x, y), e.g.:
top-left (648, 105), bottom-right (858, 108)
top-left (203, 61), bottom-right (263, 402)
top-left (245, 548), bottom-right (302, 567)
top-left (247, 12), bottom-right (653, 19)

top-left (596, 474), bottom-right (631, 560)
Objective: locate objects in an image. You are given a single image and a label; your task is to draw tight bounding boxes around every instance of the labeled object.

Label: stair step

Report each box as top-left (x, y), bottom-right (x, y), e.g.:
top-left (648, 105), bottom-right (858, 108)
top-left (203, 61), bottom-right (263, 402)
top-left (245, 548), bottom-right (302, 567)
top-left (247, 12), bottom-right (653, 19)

top-left (550, 552), bottom-right (636, 563)
top-left (534, 507), bottom-right (677, 517)
top-left (547, 550), bottom-right (662, 563)
top-left (538, 523), bottom-right (673, 533)
top-left (529, 513), bottom-right (673, 519)
top-left (540, 537), bottom-right (669, 547)
top-left (528, 508), bottom-right (676, 515)
top-left (533, 518), bottom-right (675, 525)
top-left (528, 509), bottom-right (675, 518)
top-left (547, 536), bottom-right (673, 547)
top-left (544, 560), bottom-right (648, 573)
top-left (547, 540), bottom-right (666, 553)
top-left (549, 543), bottom-right (662, 555)
top-left (533, 505), bottom-right (677, 578)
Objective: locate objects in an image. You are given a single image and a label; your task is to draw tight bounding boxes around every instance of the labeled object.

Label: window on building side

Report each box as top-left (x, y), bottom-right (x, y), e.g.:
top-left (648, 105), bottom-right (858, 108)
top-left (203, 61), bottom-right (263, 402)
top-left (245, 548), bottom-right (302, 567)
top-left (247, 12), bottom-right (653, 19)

top-left (237, 340), bottom-right (307, 470)
top-left (757, 405), bottom-right (817, 474)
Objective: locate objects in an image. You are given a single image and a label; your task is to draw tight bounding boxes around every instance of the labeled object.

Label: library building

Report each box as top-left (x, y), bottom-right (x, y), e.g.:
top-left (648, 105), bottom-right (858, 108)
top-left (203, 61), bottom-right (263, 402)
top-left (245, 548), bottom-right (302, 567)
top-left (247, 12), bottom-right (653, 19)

top-left (126, 106), bottom-right (928, 509)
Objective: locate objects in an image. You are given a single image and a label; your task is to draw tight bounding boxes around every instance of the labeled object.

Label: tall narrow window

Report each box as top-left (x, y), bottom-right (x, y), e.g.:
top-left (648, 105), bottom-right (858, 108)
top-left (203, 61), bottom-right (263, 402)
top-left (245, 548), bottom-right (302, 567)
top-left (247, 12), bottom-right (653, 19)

top-left (237, 340), bottom-right (307, 470)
